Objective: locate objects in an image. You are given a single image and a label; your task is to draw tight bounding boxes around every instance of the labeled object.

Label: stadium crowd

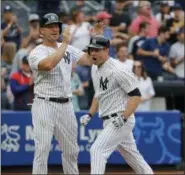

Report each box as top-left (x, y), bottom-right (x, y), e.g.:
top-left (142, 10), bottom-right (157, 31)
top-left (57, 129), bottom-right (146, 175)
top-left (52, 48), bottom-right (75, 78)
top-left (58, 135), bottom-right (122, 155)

top-left (1, 0), bottom-right (184, 112)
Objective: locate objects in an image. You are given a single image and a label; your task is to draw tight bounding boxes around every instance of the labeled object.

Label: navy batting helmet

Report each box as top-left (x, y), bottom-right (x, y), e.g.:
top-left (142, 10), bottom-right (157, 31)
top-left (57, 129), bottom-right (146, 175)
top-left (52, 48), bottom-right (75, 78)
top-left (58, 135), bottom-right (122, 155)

top-left (87, 35), bottom-right (110, 49)
top-left (40, 13), bottom-right (62, 34)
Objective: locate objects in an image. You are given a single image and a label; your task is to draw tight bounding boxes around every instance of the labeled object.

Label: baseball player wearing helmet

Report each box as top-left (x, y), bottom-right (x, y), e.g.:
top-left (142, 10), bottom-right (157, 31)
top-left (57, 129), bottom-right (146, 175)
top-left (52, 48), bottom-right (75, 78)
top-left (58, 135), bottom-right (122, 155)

top-left (28, 13), bottom-right (101, 174)
top-left (80, 35), bottom-right (154, 174)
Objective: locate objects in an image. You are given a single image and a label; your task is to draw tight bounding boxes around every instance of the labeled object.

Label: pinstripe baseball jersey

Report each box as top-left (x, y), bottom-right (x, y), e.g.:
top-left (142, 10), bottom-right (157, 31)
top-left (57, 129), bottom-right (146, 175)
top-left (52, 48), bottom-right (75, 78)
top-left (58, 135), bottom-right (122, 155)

top-left (28, 42), bottom-right (84, 98)
top-left (91, 58), bottom-right (138, 117)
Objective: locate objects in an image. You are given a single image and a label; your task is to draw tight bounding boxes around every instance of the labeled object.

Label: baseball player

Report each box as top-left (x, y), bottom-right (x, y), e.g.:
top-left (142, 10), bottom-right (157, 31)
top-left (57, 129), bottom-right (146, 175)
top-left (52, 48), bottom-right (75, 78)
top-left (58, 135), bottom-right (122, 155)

top-left (28, 13), bottom-right (101, 174)
top-left (80, 35), bottom-right (154, 174)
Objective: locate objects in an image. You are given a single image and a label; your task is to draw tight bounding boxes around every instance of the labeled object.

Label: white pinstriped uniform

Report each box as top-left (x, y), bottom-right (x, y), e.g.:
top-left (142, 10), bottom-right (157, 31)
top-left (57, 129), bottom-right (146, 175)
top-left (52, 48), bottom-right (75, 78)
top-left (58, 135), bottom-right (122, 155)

top-left (28, 42), bottom-right (84, 174)
top-left (90, 58), bottom-right (153, 174)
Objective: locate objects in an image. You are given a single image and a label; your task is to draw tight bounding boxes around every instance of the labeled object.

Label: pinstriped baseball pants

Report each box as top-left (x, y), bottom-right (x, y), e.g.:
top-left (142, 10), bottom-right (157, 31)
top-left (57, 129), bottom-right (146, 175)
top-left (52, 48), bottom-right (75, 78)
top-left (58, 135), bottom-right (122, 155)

top-left (90, 115), bottom-right (153, 174)
top-left (31, 98), bottom-right (79, 174)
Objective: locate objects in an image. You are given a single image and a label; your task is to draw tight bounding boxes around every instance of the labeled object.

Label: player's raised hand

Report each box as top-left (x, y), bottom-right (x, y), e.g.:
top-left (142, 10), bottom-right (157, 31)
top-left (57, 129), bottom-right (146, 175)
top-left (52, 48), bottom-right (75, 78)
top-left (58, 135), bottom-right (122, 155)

top-left (80, 114), bottom-right (91, 126)
top-left (62, 26), bottom-right (72, 44)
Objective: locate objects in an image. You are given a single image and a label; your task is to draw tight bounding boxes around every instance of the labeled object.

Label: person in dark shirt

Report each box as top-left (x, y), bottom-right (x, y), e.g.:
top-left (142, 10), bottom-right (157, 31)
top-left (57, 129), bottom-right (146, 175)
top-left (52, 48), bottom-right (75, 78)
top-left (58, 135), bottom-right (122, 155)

top-left (129, 22), bottom-right (150, 60)
top-left (10, 56), bottom-right (34, 110)
top-left (166, 3), bottom-right (184, 44)
top-left (1, 5), bottom-right (22, 50)
top-left (137, 26), bottom-right (175, 80)
top-left (110, 0), bottom-right (131, 33)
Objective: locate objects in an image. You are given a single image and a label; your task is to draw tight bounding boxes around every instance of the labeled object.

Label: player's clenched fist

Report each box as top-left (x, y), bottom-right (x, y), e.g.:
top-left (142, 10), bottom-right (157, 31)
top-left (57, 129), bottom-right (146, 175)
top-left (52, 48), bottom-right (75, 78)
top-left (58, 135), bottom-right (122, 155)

top-left (111, 115), bottom-right (127, 128)
top-left (80, 114), bottom-right (91, 125)
top-left (62, 26), bottom-right (71, 44)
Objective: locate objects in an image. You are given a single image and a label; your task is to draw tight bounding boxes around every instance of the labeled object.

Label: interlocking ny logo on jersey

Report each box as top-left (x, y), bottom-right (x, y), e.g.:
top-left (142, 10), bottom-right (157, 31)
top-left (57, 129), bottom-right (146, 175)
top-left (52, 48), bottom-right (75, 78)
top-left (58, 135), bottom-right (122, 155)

top-left (100, 77), bottom-right (109, 90)
top-left (63, 51), bottom-right (70, 64)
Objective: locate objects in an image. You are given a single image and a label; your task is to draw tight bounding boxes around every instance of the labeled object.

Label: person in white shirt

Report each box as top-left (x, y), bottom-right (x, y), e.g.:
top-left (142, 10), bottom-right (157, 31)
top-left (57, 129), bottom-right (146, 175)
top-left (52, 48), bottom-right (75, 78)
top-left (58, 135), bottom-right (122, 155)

top-left (169, 28), bottom-right (184, 79)
top-left (155, 2), bottom-right (173, 25)
top-left (71, 61), bottom-right (84, 112)
top-left (116, 44), bottom-right (134, 70)
top-left (70, 10), bottom-right (92, 51)
top-left (80, 35), bottom-right (153, 174)
top-left (133, 61), bottom-right (155, 111)
top-left (28, 13), bottom-right (102, 175)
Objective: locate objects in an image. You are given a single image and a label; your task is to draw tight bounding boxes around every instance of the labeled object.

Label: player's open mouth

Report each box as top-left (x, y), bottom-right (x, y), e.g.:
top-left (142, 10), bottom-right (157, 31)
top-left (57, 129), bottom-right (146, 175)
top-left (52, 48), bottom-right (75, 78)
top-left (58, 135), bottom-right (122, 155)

top-left (92, 57), bottom-right (97, 61)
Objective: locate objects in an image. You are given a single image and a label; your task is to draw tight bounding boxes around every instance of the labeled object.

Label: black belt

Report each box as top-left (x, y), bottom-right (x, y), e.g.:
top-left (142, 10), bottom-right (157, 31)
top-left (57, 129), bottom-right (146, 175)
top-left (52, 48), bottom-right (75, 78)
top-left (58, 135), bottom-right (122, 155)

top-left (37, 97), bottom-right (69, 103)
top-left (102, 113), bottom-right (118, 120)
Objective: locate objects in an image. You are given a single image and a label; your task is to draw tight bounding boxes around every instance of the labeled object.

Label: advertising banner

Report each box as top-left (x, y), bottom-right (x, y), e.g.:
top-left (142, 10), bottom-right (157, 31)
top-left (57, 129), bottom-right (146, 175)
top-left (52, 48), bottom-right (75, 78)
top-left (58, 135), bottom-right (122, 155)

top-left (1, 111), bottom-right (182, 166)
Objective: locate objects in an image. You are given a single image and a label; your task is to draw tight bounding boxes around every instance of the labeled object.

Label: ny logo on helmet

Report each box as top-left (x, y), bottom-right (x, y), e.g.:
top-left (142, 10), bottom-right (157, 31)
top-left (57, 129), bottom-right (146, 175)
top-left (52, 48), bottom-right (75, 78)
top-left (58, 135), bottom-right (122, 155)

top-left (49, 15), bottom-right (56, 22)
top-left (92, 38), bottom-right (96, 45)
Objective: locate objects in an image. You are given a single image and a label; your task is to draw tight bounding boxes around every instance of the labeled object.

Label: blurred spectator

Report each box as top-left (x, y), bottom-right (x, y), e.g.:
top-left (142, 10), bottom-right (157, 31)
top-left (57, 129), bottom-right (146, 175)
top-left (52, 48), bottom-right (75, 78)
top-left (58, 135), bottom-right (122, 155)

top-left (1, 42), bottom-right (16, 81)
top-left (169, 28), bottom-right (184, 79)
top-left (128, 21), bottom-right (150, 59)
top-left (10, 56), bottom-right (34, 111)
top-left (133, 61), bottom-right (155, 112)
top-left (57, 12), bottom-right (71, 42)
top-left (21, 14), bottom-right (40, 48)
top-left (70, 0), bottom-right (97, 23)
top-left (155, 2), bottom-right (173, 26)
top-left (137, 26), bottom-right (175, 80)
top-left (76, 65), bottom-right (91, 110)
top-left (71, 62), bottom-right (84, 112)
top-left (96, 11), bottom-right (129, 57)
top-left (110, 0), bottom-right (131, 33)
top-left (58, 11), bottom-right (72, 25)
top-left (1, 60), bottom-right (9, 110)
top-left (1, 42), bottom-right (17, 109)
top-left (166, 3), bottom-right (184, 44)
top-left (1, 5), bottom-right (22, 50)
top-left (11, 38), bottom-right (43, 74)
top-left (129, 1), bottom-right (160, 37)
top-left (116, 44), bottom-right (134, 70)
top-left (70, 11), bottom-right (91, 51)
top-left (37, 0), bottom-right (60, 17)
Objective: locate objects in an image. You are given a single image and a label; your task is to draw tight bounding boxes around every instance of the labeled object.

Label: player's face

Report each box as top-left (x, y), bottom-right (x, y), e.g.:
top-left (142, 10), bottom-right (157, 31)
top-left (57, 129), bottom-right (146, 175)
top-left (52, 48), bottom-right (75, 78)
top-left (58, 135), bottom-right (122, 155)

top-left (89, 48), bottom-right (109, 65)
top-left (41, 23), bottom-right (60, 42)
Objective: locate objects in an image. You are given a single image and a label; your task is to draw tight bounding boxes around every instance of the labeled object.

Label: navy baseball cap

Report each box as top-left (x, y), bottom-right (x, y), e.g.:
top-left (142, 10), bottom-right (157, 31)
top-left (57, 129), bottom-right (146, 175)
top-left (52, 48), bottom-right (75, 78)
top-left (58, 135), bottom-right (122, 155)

top-left (3, 5), bottom-right (12, 13)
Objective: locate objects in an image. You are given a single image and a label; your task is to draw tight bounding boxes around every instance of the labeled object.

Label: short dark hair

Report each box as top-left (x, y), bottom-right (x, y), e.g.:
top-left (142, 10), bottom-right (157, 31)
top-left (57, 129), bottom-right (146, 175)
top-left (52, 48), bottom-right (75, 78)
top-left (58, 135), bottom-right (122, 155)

top-left (158, 26), bottom-right (169, 34)
top-left (22, 56), bottom-right (29, 65)
top-left (116, 44), bottom-right (128, 52)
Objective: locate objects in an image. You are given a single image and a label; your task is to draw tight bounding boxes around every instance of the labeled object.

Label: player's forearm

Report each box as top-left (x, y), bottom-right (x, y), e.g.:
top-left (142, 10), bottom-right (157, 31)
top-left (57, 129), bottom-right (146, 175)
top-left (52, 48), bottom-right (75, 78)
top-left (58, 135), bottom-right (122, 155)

top-left (122, 96), bottom-right (141, 119)
top-left (38, 43), bottom-right (68, 71)
top-left (89, 96), bottom-right (99, 117)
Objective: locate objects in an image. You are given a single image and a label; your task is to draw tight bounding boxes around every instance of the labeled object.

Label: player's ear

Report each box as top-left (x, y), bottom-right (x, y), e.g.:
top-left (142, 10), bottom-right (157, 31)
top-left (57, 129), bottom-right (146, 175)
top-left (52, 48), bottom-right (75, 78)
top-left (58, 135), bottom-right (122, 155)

top-left (105, 48), bottom-right (109, 53)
